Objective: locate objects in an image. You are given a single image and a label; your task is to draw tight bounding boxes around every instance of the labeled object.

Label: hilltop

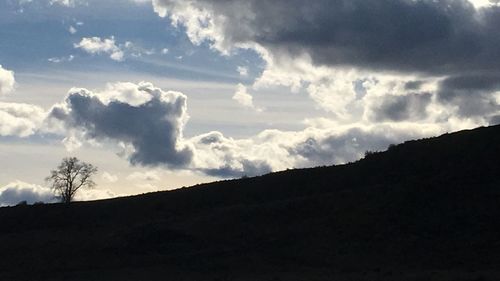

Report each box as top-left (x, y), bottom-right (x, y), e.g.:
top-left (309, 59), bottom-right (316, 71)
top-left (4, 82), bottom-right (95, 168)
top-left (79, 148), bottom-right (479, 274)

top-left (0, 125), bottom-right (499, 281)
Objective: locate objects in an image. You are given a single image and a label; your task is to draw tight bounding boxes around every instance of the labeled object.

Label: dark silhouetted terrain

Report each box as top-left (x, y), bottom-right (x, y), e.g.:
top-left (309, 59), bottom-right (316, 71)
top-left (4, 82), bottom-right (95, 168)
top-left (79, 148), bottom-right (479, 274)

top-left (1, 125), bottom-right (499, 281)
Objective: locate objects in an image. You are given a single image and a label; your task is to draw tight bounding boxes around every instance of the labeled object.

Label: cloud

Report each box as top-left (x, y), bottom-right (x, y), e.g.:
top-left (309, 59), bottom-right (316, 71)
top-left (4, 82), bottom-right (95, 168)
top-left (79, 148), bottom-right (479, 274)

top-left (151, 0), bottom-right (499, 125)
top-left (73, 188), bottom-right (116, 202)
top-left (152, 0), bottom-right (500, 75)
top-left (16, 0), bottom-right (32, 5)
top-left (0, 180), bottom-right (116, 207)
top-left (190, 131), bottom-right (273, 177)
top-left (437, 74), bottom-right (500, 117)
top-left (68, 25), bottom-right (77, 34)
top-left (0, 65), bottom-right (15, 96)
top-left (74, 37), bottom-right (157, 61)
top-left (237, 66), bottom-right (248, 77)
top-left (74, 36), bottom-right (124, 61)
top-left (0, 102), bottom-right (46, 137)
top-left (49, 0), bottom-right (78, 7)
top-left (126, 171), bottom-right (160, 181)
top-left (0, 66), bottom-right (48, 137)
top-left (370, 93), bottom-right (433, 122)
top-left (490, 114), bottom-right (500, 125)
top-left (48, 55), bottom-right (74, 63)
top-left (101, 172), bottom-right (118, 183)
top-left (0, 181), bottom-right (55, 207)
top-left (232, 83), bottom-right (260, 110)
top-left (43, 80), bottom-right (485, 179)
top-left (469, 0), bottom-right (500, 8)
top-left (189, 122), bottom-right (449, 178)
top-left (49, 81), bottom-right (193, 168)
top-left (404, 81), bottom-right (425, 91)
top-left (124, 41), bottom-right (156, 58)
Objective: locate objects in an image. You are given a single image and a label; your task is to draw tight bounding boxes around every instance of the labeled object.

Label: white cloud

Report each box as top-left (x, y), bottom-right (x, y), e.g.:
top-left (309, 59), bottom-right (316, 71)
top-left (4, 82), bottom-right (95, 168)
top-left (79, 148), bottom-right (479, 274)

top-left (0, 180), bottom-right (116, 207)
top-left (188, 119), bottom-right (474, 178)
top-left (94, 81), bottom-right (154, 106)
top-left (0, 65), bottom-right (15, 96)
top-left (74, 188), bottom-right (116, 201)
top-left (469, 0), bottom-right (500, 8)
top-left (237, 66), bottom-right (248, 77)
top-left (48, 55), bottom-right (74, 63)
top-left (124, 41), bottom-right (156, 58)
top-left (232, 83), bottom-right (258, 110)
top-left (68, 25), bottom-right (77, 34)
top-left (49, 0), bottom-right (78, 7)
top-left (74, 37), bottom-right (124, 61)
top-left (0, 181), bottom-right (55, 207)
top-left (61, 133), bottom-right (83, 151)
top-left (126, 171), bottom-right (161, 182)
top-left (101, 172), bottom-right (118, 183)
top-left (0, 102), bottom-right (46, 137)
top-left (74, 37), bottom-right (158, 61)
top-left (161, 48), bottom-right (169, 54)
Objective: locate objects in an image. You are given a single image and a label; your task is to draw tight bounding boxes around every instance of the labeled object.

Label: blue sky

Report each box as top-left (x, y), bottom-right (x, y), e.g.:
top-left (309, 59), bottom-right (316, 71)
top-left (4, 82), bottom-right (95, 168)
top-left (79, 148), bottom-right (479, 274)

top-left (1, 0), bottom-right (499, 205)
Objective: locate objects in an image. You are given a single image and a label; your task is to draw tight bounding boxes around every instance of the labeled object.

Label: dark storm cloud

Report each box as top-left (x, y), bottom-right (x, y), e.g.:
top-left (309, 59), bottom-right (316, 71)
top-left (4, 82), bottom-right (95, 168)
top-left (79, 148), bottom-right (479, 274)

top-left (50, 87), bottom-right (193, 167)
top-left (373, 93), bottom-right (432, 122)
top-left (155, 0), bottom-right (500, 75)
top-left (437, 74), bottom-right (500, 117)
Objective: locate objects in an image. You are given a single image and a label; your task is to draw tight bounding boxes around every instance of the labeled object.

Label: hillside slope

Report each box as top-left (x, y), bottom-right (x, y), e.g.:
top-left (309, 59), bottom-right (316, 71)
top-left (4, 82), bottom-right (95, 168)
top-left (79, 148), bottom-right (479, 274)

top-left (1, 125), bottom-right (499, 281)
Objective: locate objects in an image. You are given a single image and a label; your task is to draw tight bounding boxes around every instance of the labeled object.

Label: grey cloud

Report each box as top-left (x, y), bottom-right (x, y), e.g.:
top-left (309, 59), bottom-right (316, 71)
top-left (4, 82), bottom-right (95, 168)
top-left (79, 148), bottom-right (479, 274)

top-left (202, 159), bottom-right (272, 178)
top-left (0, 182), bottom-right (56, 207)
top-left (154, 0), bottom-right (500, 75)
top-left (50, 83), bottom-right (193, 168)
top-left (490, 115), bottom-right (500, 125)
top-left (153, 0), bottom-right (500, 124)
top-left (438, 74), bottom-right (500, 117)
top-left (404, 81), bottom-right (424, 90)
top-left (0, 181), bottom-right (116, 206)
top-left (197, 131), bottom-right (226, 145)
top-left (372, 93), bottom-right (432, 122)
top-left (192, 126), bottom-right (427, 177)
top-left (191, 131), bottom-right (273, 178)
top-left (440, 73), bottom-right (500, 93)
top-left (290, 127), bottom-right (404, 167)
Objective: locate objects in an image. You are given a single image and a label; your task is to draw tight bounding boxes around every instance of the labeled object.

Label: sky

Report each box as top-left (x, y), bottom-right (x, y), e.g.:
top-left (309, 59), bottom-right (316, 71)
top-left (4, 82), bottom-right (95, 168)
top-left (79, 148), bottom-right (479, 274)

top-left (0, 0), bottom-right (499, 205)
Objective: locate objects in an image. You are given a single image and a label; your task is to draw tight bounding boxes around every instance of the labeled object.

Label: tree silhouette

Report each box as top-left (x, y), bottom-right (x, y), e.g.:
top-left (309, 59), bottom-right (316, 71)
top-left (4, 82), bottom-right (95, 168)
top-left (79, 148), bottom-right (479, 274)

top-left (46, 157), bottom-right (98, 204)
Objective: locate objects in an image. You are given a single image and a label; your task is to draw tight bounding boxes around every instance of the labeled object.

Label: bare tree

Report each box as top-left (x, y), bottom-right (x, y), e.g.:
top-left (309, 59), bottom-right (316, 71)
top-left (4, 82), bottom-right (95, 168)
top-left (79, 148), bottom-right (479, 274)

top-left (46, 157), bottom-right (98, 204)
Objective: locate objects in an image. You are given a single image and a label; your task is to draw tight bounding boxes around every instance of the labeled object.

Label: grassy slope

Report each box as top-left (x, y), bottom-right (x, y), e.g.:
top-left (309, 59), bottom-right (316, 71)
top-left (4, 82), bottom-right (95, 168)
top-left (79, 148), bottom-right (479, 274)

top-left (0, 125), bottom-right (499, 281)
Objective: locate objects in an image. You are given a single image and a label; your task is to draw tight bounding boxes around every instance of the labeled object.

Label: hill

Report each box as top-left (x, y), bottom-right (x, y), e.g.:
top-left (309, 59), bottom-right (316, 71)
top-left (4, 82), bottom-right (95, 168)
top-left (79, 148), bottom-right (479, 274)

top-left (0, 125), bottom-right (499, 281)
